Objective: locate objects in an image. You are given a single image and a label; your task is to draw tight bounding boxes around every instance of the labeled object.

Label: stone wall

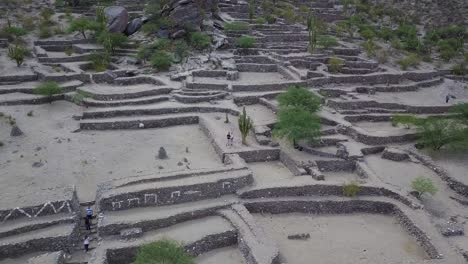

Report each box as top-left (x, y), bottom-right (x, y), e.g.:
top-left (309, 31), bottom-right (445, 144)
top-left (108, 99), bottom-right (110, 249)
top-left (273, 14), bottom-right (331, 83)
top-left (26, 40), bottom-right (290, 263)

top-left (239, 184), bottom-right (417, 208)
top-left (98, 173), bottom-right (253, 211)
top-left (236, 149), bottom-right (281, 162)
top-left (80, 115), bottom-right (200, 130)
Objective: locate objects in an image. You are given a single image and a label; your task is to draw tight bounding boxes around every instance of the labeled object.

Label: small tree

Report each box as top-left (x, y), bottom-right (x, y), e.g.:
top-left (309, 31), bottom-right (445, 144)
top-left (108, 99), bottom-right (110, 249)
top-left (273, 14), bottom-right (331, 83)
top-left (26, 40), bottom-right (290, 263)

top-left (67, 17), bottom-right (99, 39)
top-left (7, 45), bottom-right (29, 67)
top-left (277, 86), bottom-right (321, 113)
top-left (411, 177), bottom-right (437, 197)
top-left (34, 81), bottom-right (63, 103)
top-left (273, 107), bottom-right (321, 145)
top-left (238, 107), bottom-right (253, 145)
top-left (97, 31), bottom-right (128, 54)
top-left (133, 239), bottom-right (194, 264)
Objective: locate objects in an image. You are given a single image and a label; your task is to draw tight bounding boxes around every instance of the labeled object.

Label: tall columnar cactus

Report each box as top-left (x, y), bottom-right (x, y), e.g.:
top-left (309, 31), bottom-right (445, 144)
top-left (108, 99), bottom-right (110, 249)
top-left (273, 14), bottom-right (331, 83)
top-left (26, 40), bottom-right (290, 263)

top-left (238, 107), bottom-right (253, 145)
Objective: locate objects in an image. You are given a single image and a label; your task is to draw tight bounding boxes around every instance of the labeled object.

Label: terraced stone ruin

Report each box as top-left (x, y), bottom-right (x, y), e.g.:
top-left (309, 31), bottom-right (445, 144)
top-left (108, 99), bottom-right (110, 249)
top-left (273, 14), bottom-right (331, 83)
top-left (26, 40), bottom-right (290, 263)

top-left (0, 0), bottom-right (467, 263)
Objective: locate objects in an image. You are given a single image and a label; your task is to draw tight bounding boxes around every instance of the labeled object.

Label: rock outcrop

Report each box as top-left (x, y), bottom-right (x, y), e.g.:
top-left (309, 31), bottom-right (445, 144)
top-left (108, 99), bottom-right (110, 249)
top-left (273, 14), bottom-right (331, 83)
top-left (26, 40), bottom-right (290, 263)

top-left (105, 6), bottom-right (129, 33)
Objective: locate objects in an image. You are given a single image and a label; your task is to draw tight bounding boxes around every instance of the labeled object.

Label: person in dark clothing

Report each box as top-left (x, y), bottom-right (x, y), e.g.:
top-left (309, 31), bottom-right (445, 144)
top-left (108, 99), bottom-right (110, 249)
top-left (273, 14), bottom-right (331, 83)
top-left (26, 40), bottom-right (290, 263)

top-left (226, 132), bottom-right (231, 147)
top-left (85, 217), bottom-right (91, 230)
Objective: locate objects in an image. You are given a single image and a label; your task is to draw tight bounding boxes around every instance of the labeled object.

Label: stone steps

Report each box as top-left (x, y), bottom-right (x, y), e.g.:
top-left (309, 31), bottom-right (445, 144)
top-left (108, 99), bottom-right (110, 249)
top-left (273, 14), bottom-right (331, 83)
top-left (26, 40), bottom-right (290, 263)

top-left (98, 196), bottom-right (237, 236)
top-left (97, 169), bottom-right (253, 212)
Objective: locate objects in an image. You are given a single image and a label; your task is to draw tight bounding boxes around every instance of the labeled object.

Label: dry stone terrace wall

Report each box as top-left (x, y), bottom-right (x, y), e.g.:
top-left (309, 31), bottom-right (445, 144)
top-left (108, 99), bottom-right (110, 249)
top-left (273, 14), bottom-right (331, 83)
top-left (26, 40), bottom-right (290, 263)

top-left (238, 184), bottom-right (418, 209)
top-left (80, 115), bottom-right (200, 130)
top-left (97, 173), bottom-right (253, 211)
top-left (0, 188), bottom-right (80, 222)
top-left (243, 199), bottom-right (440, 259)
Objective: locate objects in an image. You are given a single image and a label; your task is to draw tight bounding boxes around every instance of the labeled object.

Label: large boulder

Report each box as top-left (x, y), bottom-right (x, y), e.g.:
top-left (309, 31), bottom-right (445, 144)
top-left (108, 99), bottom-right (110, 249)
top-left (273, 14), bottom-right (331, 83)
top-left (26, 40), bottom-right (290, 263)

top-left (124, 17), bottom-right (148, 36)
top-left (105, 6), bottom-right (129, 33)
top-left (381, 147), bottom-right (410, 162)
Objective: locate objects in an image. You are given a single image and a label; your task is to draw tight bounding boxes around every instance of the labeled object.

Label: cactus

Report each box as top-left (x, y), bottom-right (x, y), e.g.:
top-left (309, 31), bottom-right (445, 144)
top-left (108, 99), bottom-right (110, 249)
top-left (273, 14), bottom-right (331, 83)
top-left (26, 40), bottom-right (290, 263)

top-left (238, 107), bottom-right (253, 145)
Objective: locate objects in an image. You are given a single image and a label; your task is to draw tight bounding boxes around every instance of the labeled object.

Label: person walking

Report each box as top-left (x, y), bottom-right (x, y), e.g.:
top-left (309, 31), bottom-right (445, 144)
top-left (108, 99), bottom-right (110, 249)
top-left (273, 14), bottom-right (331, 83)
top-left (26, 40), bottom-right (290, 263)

top-left (229, 132), bottom-right (234, 146)
top-left (84, 235), bottom-right (90, 252)
top-left (85, 217), bottom-right (91, 231)
top-left (226, 132), bottom-right (231, 147)
top-left (86, 206), bottom-right (93, 220)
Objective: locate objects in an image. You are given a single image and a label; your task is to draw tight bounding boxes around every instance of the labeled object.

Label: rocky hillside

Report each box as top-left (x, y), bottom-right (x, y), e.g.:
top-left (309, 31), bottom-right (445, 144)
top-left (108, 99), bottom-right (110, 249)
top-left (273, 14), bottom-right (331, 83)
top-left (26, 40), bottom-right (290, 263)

top-left (369, 0), bottom-right (467, 28)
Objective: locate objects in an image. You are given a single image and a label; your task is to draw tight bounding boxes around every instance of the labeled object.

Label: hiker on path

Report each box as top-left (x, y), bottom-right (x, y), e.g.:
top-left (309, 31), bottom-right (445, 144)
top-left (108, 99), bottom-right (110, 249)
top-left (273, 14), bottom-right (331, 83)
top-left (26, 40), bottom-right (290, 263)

top-left (84, 235), bottom-right (90, 252)
top-left (226, 132), bottom-right (231, 147)
top-left (86, 206), bottom-right (93, 220)
top-left (85, 217), bottom-right (91, 231)
top-left (229, 132), bottom-right (234, 146)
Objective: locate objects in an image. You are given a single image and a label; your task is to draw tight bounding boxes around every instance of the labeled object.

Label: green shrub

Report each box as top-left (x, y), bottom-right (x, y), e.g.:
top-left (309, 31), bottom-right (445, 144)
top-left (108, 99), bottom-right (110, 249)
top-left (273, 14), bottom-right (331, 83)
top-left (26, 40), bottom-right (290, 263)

top-left (361, 39), bottom-right (377, 56)
top-left (173, 40), bottom-right (189, 63)
top-left (375, 49), bottom-right (389, 64)
top-left (189, 32), bottom-right (211, 50)
top-left (224, 22), bottom-right (250, 31)
top-left (34, 81), bottom-right (63, 103)
top-left (328, 57), bottom-right (345, 73)
top-left (451, 103), bottom-right (468, 120)
top-left (360, 28), bottom-right (375, 40)
top-left (65, 47), bottom-right (74, 56)
top-left (67, 17), bottom-right (99, 39)
top-left (299, 5), bottom-right (309, 13)
top-left (236, 36), bottom-right (256, 49)
top-left (451, 63), bottom-right (467, 76)
top-left (397, 53), bottom-right (421, 70)
top-left (151, 51), bottom-right (172, 71)
top-left (391, 37), bottom-right (402, 50)
top-left (419, 118), bottom-right (467, 150)
top-left (1, 26), bottom-right (28, 41)
top-left (437, 39), bottom-right (461, 61)
top-left (317, 35), bottom-right (338, 48)
top-left (411, 177), bottom-right (437, 197)
top-left (134, 239), bottom-right (194, 264)
top-left (378, 26), bottom-right (394, 41)
top-left (38, 24), bottom-right (52, 38)
top-left (343, 182), bottom-right (360, 197)
top-left (141, 22), bottom-right (159, 35)
top-left (151, 38), bottom-right (172, 51)
top-left (97, 31), bottom-right (128, 54)
top-left (40, 8), bottom-right (55, 25)
top-left (89, 51), bottom-right (110, 72)
top-left (264, 14), bottom-right (276, 24)
top-left (255, 17), bottom-right (267, 24)
top-left (7, 45), bottom-right (29, 67)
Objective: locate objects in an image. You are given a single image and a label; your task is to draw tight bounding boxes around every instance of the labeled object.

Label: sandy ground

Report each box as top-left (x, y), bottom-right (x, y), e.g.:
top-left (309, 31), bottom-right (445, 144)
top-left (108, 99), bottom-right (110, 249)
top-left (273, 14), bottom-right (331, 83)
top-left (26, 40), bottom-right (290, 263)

top-left (426, 150), bottom-right (468, 185)
top-left (0, 52), bottom-right (36, 76)
top-left (366, 80), bottom-right (468, 106)
top-left (194, 72), bottom-right (289, 84)
top-left (248, 161), bottom-right (294, 186)
top-left (322, 171), bottom-right (363, 183)
top-left (254, 213), bottom-right (428, 264)
top-left (195, 245), bottom-right (245, 264)
top-left (0, 102), bottom-right (222, 203)
top-left (353, 121), bottom-right (417, 136)
top-left (243, 104), bottom-right (277, 126)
